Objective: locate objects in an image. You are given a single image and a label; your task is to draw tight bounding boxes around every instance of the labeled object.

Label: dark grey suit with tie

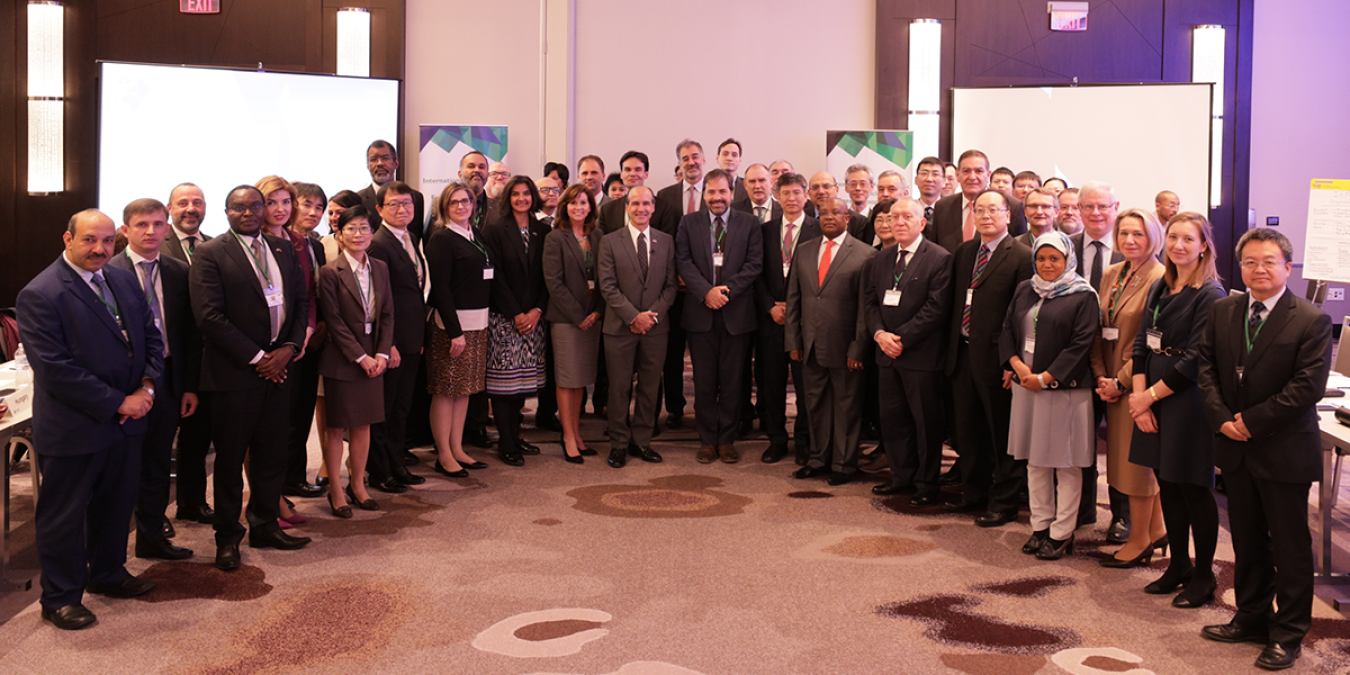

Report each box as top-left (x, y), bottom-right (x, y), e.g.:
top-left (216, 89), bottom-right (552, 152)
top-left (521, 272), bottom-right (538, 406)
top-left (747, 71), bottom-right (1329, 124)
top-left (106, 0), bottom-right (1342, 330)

top-left (755, 216), bottom-right (821, 450)
top-left (160, 228), bottom-right (213, 515)
top-left (598, 225), bottom-right (678, 449)
top-left (786, 233), bottom-right (874, 474)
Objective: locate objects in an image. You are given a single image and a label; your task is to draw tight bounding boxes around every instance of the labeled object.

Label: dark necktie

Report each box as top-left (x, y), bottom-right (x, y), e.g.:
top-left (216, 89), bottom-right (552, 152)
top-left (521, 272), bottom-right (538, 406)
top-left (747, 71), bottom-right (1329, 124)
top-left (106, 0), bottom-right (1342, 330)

top-left (924, 205), bottom-right (933, 223)
top-left (186, 235), bottom-right (197, 254)
top-left (895, 249), bottom-right (910, 286)
top-left (1249, 301), bottom-right (1266, 341)
top-left (138, 260), bottom-right (167, 356)
top-left (713, 215), bottom-right (725, 284)
top-left (251, 238), bottom-right (282, 342)
top-left (92, 272), bottom-right (118, 323)
top-left (963, 244), bottom-right (990, 336)
top-left (1090, 240), bottom-right (1104, 290)
top-left (754, 206), bottom-right (767, 223)
top-left (636, 231), bottom-right (649, 281)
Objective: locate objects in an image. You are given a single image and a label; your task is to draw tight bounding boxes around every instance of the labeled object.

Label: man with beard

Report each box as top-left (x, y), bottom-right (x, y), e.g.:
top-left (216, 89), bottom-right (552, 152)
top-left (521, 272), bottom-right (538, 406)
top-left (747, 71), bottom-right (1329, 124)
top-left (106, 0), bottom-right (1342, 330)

top-left (486, 162), bottom-right (511, 201)
top-left (359, 140), bottom-right (425, 238)
top-left (1055, 188), bottom-right (1084, 235)
top-left (457, 151), bottom-right (492, 232)
top-left (654, 139), bottom-right (708, 430)
top-left (928, 150), bottom-right (1027, 253)
top-left (535, 176), bottom-right (562, 226)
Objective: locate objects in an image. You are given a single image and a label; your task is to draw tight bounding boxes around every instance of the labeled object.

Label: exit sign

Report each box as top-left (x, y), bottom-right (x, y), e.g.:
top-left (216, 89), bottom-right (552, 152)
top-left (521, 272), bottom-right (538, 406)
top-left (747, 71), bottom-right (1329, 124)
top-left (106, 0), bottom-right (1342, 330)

top-left (180, 0), bottom-right (220, 13)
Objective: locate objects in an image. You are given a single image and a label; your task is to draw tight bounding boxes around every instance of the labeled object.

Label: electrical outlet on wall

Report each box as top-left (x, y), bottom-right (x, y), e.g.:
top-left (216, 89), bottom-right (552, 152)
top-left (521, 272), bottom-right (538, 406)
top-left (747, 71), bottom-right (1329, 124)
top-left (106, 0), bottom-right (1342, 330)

top-left (1330, 288), bottom-right (1346, 302)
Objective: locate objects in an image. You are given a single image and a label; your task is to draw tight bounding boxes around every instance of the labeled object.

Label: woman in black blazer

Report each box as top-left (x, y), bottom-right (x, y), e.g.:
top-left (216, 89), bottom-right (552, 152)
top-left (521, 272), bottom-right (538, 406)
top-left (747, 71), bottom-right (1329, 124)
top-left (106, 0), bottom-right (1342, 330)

top-left (316, 206), bottom-right (394, 517)
top-left (424, 181), bottom-right (494, 478)
top-left (1128, 212), bottom-right (1226, 608)
top-left (999, 231), bottom-right (1100, 560)
top-left (481, 176), bottom-right (551, 466)
top-left (542, 184), bottom-right (604, 463)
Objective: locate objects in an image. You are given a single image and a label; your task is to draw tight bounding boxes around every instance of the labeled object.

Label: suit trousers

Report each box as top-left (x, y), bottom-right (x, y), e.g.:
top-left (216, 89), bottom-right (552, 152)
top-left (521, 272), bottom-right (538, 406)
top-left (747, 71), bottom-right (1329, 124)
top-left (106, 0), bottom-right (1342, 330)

top-left (878, 365), bottom-right (944, 492)
top-left (951, 341), bottom-right (1025, 514)
top-left (657, 293), bottom-right (688, 417)
top-left (592, 335), bottom-right (609, 412)
top-left (284, 347), bottom-right (321, 484)
top-left (369, 350), bottom-right (421, 481)
top-left (209, 379), bottom-right (293, 545)
top-left (1224, 460), bottom-right (1314, 645)
top-left (35, 435), bottom-right (141, 609)
top-left (605, 331), bottom-right (667, 449)
top-left (801, 352), bottom-right (862, 473)
top-left (740, 340), bottom-right (757, 425)
top-left (756, 321), bottom-right (810, 447)
top-left (687, 313), bottom-right (751, 445)
top-left (136, 356), bottom-right (180, 545)
top-left (173, 394), bottom-right (212, 511)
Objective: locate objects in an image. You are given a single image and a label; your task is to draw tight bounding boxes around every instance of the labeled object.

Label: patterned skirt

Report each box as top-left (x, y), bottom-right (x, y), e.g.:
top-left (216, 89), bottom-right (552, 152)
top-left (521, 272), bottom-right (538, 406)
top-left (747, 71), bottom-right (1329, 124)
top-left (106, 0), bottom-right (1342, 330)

top-left (485, 312), bottom-right (547, 396)
top-left (427, 325), bottom-right (488, 398)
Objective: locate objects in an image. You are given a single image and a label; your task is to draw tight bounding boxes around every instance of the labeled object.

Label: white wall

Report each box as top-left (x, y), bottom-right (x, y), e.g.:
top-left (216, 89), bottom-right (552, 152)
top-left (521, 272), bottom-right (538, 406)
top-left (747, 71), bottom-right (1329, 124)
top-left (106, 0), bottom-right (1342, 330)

top-left (406, 0), bottom-right (876, 188)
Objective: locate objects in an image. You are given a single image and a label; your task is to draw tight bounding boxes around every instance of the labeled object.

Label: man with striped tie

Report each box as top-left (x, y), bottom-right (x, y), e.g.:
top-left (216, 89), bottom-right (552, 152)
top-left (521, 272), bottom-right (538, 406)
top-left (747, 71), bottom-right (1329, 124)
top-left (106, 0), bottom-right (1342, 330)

top-left (942, 189), bottom-right (1034, 526)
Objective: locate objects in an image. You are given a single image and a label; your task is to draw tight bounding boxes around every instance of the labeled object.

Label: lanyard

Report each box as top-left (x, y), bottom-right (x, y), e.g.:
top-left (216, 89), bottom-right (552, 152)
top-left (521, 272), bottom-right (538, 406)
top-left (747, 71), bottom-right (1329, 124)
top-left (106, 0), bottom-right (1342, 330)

top-left (1032, 299), bottom-right (1043, 337)
top-left (352, 259), bottom-right (372, 316)
top-left (232, 231), bottom-right (273, 286)
top-left (1244, 303), bottom-right (1271, 353)
top-left (892, 251), bottom-right (910, 289)
top-left (93, 276), bottom-right (122, 322)
top-left (1106, 262), bottom-right (1132, 325)
top-left (463, 230), bottom-right (490, 266)
top-left (139, 260), bottom-right (160, 296)
top-left (783, 227), bottom-right (797, 266)
top-left (713, 225), bottom-right (725, 253)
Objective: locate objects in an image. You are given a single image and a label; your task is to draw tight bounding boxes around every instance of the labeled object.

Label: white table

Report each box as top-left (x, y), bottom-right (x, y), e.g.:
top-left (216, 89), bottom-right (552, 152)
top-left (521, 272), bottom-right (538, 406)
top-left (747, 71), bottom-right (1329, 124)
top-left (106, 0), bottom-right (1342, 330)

top-left (0, 363), bottom-right (33, 592)
top-left (1318, 394), bottom-right (1350, 582)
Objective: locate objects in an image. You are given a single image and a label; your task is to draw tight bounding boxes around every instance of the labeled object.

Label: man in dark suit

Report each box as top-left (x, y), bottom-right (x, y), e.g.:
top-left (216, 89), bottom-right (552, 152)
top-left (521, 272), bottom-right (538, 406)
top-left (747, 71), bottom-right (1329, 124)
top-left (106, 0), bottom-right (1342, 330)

top-left (190, 186), bottom-right (312, 571)
top-left (365, 181), bottom-right (429, 493)
top-left (18, 209), bottom-right (164, 629)
top-left (844, 164), bottom-right (876, 219)
top-left (654, 139), bottom-right (708, 430)
top-left (577, 155), bottom-right (607, 207)
top-left (730, 163), bottom-right (781, 224)
top-left (942, 189), bottom-right (1034, 526)
top-left (599, 151), bottom-right (679, 236)
top-left (110, 199), bottom-right (198, 562)
top-left (863, 198), bottom-right (953, 504)
top-left (676, 169), bottom-right (764, 463)
top-left (876, 170), bottom-right (910, 205)
top-left (1014, 187), bottom-right (1059, 247)
top-left (716, 138), bottom-right (749, 203)
top-left (927, 150), bottom-right (1028, 254)
top-left (1198, 228), bottom-right (1332, 671)
top-left (786, 197), bottom-right (874, 486)
top-left (913, 157), bottom-right (945, 219)
top-left (809, 171), bottom-right (869, 244)
top-left (359, 140), bottom-right (426, 240)
top-left (160, 183), bottom-right (215, 525)
top-left (755, 172), bottom-right (819, 464)
top-left (597, 187), bottom-right (678, 468)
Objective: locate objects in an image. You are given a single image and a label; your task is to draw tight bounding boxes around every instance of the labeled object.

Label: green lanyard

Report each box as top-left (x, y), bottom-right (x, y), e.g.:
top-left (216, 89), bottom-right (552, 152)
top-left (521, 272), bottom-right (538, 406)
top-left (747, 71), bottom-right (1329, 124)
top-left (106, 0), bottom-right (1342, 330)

top-left (463, 230), bottom-right (490, 266)
top-left (1032, 299), bottom-right (1043, 337)
top-left (1244, 302), bottom-right (1270, 353)
top-left (93, 275), bottom-right (122, 323)
top-left (232, 231), bottom-right (274, 287)
top-left (892, 251), bottom-right (910, 289)
top-left (713, 226), bottom-right (726, 253)
top-left (1106, 262), bottom-right (1132, 326)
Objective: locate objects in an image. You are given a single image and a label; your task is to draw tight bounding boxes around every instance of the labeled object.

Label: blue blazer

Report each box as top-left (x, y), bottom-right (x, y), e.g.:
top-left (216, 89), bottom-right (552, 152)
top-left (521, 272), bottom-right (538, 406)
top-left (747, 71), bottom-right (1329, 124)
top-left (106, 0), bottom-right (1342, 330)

top-left (675, 209), bottom-right (764, 335)
top-left (16, 256), bottom-right (164, 456)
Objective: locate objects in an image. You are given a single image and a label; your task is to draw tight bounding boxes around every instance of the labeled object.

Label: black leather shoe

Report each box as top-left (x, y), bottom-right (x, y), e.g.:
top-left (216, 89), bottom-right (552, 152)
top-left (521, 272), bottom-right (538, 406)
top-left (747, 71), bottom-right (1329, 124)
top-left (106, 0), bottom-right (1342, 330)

top-left (1099, 546), bottom-right (1153, 569)
top-left (792, 466), bottom-right (829, 479)
top-left (909, 491), bottom-right (942, 507)
top-left (737, 418), bottom-right (754, 438)
top-left (283, 481), bottom-right (325, 498)
top-left (579, 447), bottom-right (598, 457)
top-left (175, 504), bottom-right (215, 524)
top-left (42, 603), bottom-right (96, 630)
top-left (939, 468), bottom-right (961, 486)
top-left (401, 450), bottom-right (420, 466)
top-left (1172, 573), bottom-right (1217, 608)
top-left (517, 441), bottom-right (542, 455)
top-left (975, 510), bottom-right (1018, 528)
top-left (761, 443), bottom-right (789, 464)
top-left (1105, 517), bottom-right (1131, 544)
top-left (665, 414), bottom-right (684, 430)
top-left (161, 516), bottom-right (176, 539)
top-left (794, 444), bottom-right (810, 466)
top-left (249, 529), bottom-right (312, 550)
top-left (1201, 622), bottom-right (1269, 644)
top-left (462, 460), bottom-right (489, 470)
top-left (607, 450), bottom-right (627, 468)
top-left (372, 476), bottom-right (409, 493)
top-left (315, 476), bottom-right (330, 487)
top-left (872, 481), bottom-right (913, 496)
top-left (827, 472), bottom-right (855, 486)
top-left (394, 469), bottom-right (426, 486)
top-left (1035, 534), bottom-right (1074, 560)
top-left (345, 484), bottom-right (379, 511)
top-left (433, 461), bottom-right (469, 478)
top-left (88, 575), bottom-right (156, 598)
top-left (1022, 530), bottom-right (1049, 554)
top-left (942, 496), bottom-right (987, 513)
top-left (464, 429), bottom-right (494, 449)
top-left (1255, 642), bottom-right (1301, 671)
top-left (498, 450), bottom-right (525, 467)
top-left (564, 452), bottom-right (584, 464)
top-left (215, 543), bottom-right (241, 571)
top-left (1145, 566), bottom-right (1195, 594)
top-left (536, 415), bottom-right (563, 432)
top-left (135, 538), bottom-right (193, 560)
top-left (628, 445), bottom-right (663, 463)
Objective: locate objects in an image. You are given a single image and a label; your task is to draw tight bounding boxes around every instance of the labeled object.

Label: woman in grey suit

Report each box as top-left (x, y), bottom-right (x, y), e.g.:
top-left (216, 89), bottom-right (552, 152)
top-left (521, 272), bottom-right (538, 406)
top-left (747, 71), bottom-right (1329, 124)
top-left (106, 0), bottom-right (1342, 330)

top-left (542, 184), bottom-right (604, 462)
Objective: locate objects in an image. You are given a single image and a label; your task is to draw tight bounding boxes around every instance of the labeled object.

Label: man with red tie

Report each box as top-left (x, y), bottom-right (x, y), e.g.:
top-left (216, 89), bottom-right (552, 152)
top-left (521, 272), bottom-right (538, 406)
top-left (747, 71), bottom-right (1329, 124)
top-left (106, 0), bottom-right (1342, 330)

top-left (927, 150), bottom-right (1028, 253)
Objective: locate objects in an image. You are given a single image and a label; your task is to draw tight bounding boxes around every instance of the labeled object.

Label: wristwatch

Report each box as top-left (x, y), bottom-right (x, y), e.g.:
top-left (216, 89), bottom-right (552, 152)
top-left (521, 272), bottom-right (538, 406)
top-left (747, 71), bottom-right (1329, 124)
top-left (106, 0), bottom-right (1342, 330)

top-left (140, 385), bottom-right (156, 398)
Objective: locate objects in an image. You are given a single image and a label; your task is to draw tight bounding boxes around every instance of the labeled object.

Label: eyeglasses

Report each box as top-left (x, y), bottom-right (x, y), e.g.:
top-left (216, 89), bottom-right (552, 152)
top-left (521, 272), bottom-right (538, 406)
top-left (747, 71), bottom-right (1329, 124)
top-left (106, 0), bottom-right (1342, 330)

top-left (227, 204), bottom-right (265, 215)
top-left (342, 226), bottom-right (374, 235)
top-left (539, 187), bottom-right (562, 196)
top-left (1025, 203), bottom-right (1057, 211)
top-left (383, 200), bottom-right (415, 211)
top-left (489, 171), bottom-right (511, 180)
top-left (447, 198), bottom-right (473, 208)
top-left (973, 207), bottom-right (1007, 217)
top-left (1080, 204), bottom-right (1113, 212)
top-left (1239, 260), bottom-right (1285, 271)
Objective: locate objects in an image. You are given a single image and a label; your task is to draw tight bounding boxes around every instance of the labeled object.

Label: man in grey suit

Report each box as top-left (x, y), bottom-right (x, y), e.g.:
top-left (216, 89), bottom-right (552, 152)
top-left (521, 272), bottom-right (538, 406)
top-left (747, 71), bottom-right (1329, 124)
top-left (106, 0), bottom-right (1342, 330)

top-left (786, 197), bottom-right (874, 486)
top-left (597, 186), bottom-right (678, 468)
top-left (676, 169), bottom-right (764, 463)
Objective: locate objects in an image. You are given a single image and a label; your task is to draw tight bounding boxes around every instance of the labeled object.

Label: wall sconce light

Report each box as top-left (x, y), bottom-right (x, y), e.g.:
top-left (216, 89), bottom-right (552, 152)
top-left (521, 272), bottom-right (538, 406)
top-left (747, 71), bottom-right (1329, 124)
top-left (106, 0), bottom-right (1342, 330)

top-left (1192, 24), bottom-right (1225, 209)
top-left (907, 19), bottom-right (941, 171)
top-left (336, 8), bottom-right (371, 77)
top-left (28, 1), bottom-right (64, 194)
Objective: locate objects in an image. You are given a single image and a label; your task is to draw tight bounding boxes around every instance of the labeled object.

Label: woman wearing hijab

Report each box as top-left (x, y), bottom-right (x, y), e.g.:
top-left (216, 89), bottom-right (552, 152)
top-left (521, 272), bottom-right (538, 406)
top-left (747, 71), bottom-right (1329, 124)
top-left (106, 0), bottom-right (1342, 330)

top-left (1000, 231), bottom-right (1101, 560)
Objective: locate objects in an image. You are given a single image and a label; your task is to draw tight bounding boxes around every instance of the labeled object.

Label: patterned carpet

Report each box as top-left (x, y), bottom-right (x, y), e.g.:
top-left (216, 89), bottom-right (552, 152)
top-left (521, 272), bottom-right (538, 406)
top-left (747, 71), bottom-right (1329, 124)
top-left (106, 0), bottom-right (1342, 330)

top-left (4, 409), bottom-right (1350, 674)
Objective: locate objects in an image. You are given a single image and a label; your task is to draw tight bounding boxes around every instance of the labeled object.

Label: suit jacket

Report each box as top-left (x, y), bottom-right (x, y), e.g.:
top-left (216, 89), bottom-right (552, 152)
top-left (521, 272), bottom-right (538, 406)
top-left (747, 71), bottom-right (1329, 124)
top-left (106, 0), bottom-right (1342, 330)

top-left (1091, 258), bottom-right (1165, 383)
top-left (424, 223), bottom-right (493, 339)
top-left (656, 181), bottom-right (705, 236)
top-left (367, 224), bottom-right (427, 354)
top-left (1198, 291), bottom-right (1333, 483)
top-left (316, 254), bottom-right (395, 381)
top-left (481, 215), bottom-right (551, 318)
top-left (845, 211), bottom-right (872, 246)
top-left (597, 226), bottom-right (678, 336)
top-left (543, 227), bottom-right (605, 326)
top-left (755, 216), bottom-right (821, 318)
top-left (360, 184), bottom-right (426, 241)
top-left (161, 230), bottom-right (211, 266)
top-left (16, 256), bottom-right (164, 455)
top-left (997, 282), bottom-right (1100, 388)
top-left (785, 233), bottom-right (874, 368)
top-left (732, 176), bottom-right (749, 203)
top-left (189, 231), bottom-right (309, 392)
top-left (675, 209), bottom-right (764, 335)
top-left (946, 234), bottom-right (1034, 381)
top-left (108, 251), bottom-right (200, 396)
top-left (598, 193), bottom-right (679, 236)
top-left (862, 238), bottom-right (953, 371)
top-left (730, 196), bottom-right (782, 224)
top-left (928, 192), bottom-right (1029, 254)
top-left (1071, 231), bottom-right (1125, 289)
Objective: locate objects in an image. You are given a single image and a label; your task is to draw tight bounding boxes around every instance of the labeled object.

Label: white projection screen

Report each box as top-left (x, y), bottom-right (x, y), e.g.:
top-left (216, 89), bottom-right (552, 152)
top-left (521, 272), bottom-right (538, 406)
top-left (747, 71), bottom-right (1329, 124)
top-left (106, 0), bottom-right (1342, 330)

top-left (99, 62), bottom-right (400, 238)
top-left (952, 84), bottom-right (1211, 216)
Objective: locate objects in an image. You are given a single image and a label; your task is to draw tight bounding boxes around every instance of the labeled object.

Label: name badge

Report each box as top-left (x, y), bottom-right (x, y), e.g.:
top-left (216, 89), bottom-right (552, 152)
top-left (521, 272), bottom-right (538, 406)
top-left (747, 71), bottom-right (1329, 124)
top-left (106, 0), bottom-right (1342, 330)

top-left (587, 279), bottom-right (596, 290)
top-left (713, 253), bottom-right (724, 268)
top-left (966, 288), bottom-right (974, 307)
top-left (1024, 335), bottom-right (1036, 356)
top-left (483, 267), bottom-right (494, 280)
top-left (364, 322), bottom-right (372, 335)
top-left (883, 290), bottom-right (902, 306)
top-left (1101, 326), bottom-right (1120, 341)
top-left (265, 286), bottom-right (284, 307)
top-left (1146, 329), bottom-right (1162, 351)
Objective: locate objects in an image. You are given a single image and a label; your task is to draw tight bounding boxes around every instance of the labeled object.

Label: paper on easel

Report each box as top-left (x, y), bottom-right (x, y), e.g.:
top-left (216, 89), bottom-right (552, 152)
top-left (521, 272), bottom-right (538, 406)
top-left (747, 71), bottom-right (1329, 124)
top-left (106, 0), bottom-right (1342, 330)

top-left (1301, 179), bottom-right (1350, 283)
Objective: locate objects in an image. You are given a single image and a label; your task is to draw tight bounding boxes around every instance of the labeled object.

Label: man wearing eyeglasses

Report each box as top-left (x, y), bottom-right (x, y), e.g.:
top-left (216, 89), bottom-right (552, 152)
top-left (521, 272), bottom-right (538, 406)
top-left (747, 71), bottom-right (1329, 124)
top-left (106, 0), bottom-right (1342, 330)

top-left (1015, 188), bottom-right (1059, 247)
top-left (928, 150), bottom-right (1028, 253)
top-left (486, 162), bottom-right (511, 201)
top-left (535, 176), bottom-right (562, 226)
top-left (360, 140), bottom-right (426, 239)
top-left (189, 186), bottom-right (313, 571)
top-left (1072, 182), bottom-right (1125, 293)
top-left (1055, 188), bottom-right (1084, 235)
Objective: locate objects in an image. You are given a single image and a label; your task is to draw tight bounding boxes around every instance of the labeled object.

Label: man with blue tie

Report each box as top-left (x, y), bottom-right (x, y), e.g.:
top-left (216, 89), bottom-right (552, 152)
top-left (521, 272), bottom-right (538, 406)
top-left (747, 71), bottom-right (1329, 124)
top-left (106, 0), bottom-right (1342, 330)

top-left (18, 209), bottom-right (164, 629)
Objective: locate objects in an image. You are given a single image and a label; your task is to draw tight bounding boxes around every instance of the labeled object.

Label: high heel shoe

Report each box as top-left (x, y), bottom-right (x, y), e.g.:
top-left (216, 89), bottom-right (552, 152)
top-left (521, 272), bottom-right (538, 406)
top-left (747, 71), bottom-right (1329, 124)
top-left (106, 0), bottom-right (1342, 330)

top-left (1022, 530), bottom-right (1049, 555)
top-left (327, 493), bottom-right (352, 519)
top-left (1152, 535), bottom-right (1169, 556)
top-left (1172, 573), bottom-right (1217, 608)
top-left (459, 459), bottom-right (489, 470)
top-left (1100, 545), bottom-right (1154, 569)
top-left (579, 447), bottom-right (598, 456)
top-left (434, 461), bottom-right (469, 478)
top-left (1144, 566), bottom-right (1195, 594)
top-left (1035, 534), bottom-right (1074, 560)
top-left (564, 452), bottom-right (584, 465)
top-left (345, 484), bottom-right (379, 511)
